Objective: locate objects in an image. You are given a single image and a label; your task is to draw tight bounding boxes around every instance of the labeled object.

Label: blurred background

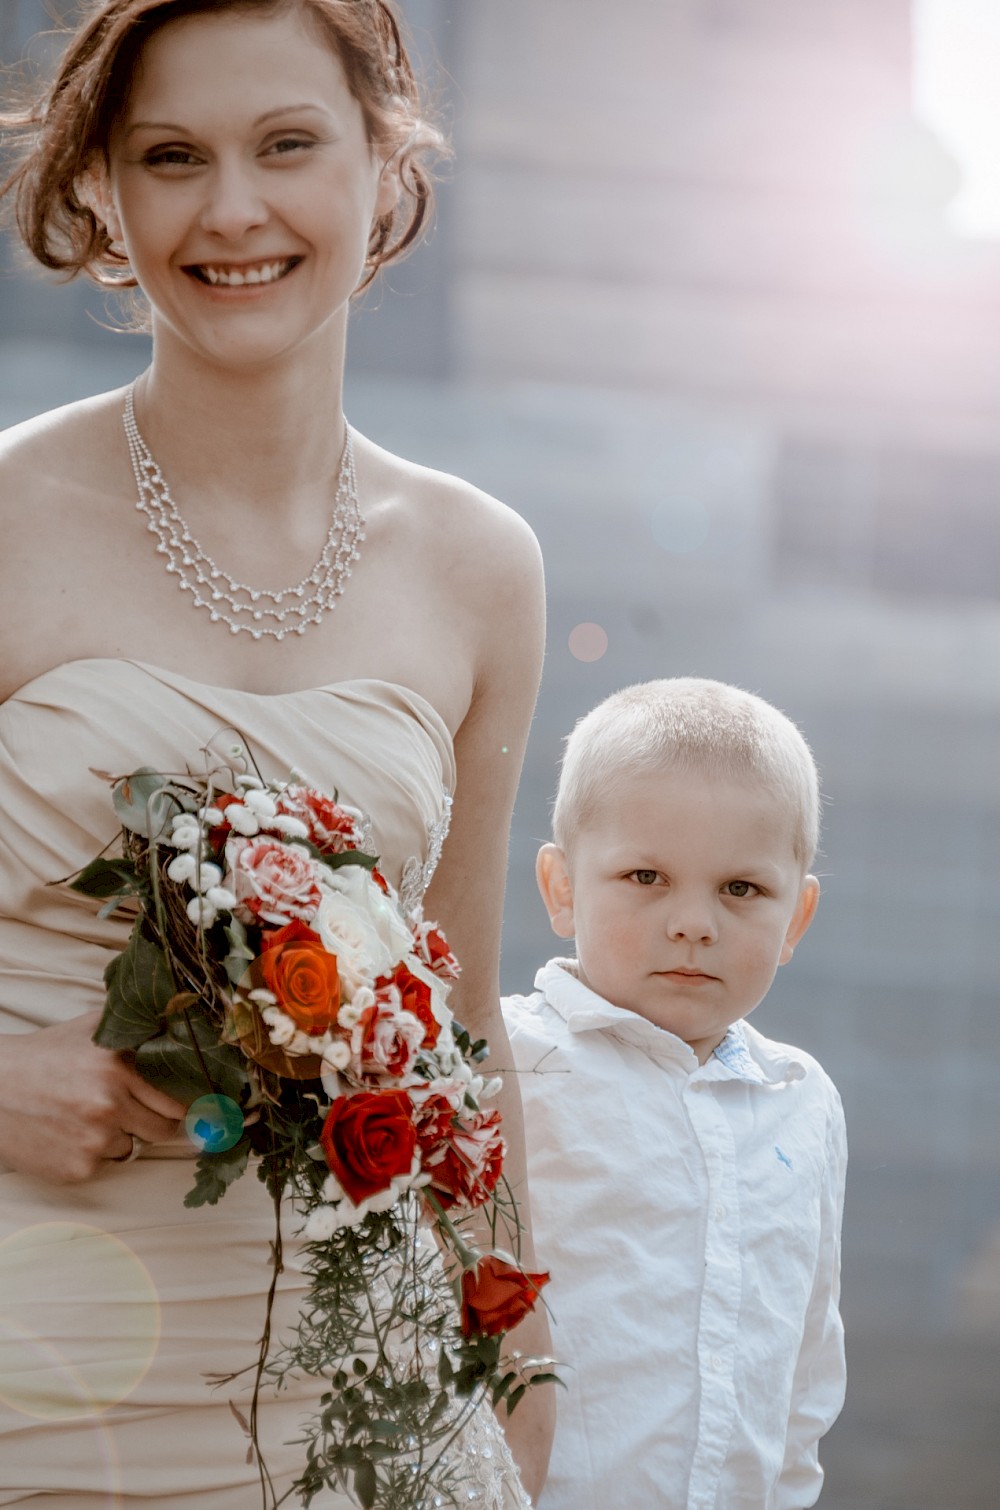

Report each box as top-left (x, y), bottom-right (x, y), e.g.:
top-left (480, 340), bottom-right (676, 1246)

top-left (2, 1), bottom-right (998, 1505)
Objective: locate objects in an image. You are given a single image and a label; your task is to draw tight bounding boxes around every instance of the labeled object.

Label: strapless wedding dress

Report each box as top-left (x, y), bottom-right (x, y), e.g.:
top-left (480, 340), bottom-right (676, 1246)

top-left (0, 659), bottom-right (529, 1509)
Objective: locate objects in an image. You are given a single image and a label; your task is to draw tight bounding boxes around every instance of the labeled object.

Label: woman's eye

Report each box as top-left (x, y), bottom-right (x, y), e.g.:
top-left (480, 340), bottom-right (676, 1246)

top-left (725, 880), bottom-right (756, 897)
top-left (265, 136), bottom-right (316, 156)
top-left (144, 147), bottom-right (199, 168)
top-left (631, 869), bottom-right (659, 886)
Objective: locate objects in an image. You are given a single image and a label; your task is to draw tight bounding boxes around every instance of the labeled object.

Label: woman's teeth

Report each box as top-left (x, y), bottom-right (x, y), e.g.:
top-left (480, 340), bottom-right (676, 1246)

top-left (197, 260), bottom-right (292, 286)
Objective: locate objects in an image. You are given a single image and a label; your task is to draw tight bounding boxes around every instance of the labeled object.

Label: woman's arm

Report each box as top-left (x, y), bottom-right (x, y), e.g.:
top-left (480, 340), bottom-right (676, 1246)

top-left (422, 504), bottom-right (555, 1501)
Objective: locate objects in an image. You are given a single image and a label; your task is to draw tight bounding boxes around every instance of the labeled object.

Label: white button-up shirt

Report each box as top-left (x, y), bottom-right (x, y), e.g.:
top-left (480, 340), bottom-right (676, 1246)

top-left (503, 960), bottom-right (847, 1510)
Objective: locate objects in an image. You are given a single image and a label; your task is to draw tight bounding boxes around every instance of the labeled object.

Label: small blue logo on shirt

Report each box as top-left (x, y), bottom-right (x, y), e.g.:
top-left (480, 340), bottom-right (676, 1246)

top-left (774, 1145), bottom-right (793, 1171)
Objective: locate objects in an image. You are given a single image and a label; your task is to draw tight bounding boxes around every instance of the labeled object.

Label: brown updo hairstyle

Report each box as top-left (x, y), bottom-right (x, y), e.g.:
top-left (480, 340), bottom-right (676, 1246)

top-left (1, 0), bottom-right (445, 292)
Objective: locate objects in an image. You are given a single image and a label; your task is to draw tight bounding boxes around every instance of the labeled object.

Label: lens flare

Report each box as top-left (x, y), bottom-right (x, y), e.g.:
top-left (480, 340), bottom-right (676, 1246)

top-left (0, 1222), bottom-right (160, 1420)
top-left (184, 1093), bottom-right (245, 1153)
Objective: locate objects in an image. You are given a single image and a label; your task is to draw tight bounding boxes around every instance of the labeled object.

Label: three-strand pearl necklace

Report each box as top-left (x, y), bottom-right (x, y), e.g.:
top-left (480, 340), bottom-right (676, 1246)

top-left (123, 382), bottom-right (365, 640)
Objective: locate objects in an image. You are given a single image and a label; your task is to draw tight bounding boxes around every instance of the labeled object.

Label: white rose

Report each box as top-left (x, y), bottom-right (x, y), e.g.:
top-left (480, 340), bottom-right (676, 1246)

top-left (315, 889), bottom-right (393, 996)
top-left (323, 866), bottom-right (413, 968)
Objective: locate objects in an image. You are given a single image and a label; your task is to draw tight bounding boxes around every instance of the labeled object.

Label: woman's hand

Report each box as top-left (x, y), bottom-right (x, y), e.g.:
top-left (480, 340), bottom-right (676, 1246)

top-left (0, 1010), bottom-right (186, 1181)
top-left (500, 1301), bottom-right (558, 1504)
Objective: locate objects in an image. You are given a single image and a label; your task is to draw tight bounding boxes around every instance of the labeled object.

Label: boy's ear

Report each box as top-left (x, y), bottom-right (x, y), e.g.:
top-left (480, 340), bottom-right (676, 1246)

top-left (779, 875), bottom-right (820, 965)
top-left (536, 843), bottom-right (576, 940)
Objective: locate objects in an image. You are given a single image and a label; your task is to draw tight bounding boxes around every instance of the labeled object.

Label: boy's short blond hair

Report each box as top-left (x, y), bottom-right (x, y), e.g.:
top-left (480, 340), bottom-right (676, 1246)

top-left (552, 678), bottom-right (821, 868)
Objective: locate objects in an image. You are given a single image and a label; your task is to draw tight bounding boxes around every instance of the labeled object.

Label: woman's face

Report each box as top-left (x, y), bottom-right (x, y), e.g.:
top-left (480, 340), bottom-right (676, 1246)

top-left (103, 5), bottom-right (398, 369)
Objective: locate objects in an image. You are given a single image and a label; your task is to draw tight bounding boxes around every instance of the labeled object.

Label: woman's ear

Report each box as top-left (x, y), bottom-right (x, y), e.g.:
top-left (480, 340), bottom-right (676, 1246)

top-left (536, 844), bottom-right (576, 940)
top-left (779, 875), bottom-right (820, 965)
top-left (373, 153), bottom-right (402, 221)
top-left (77, 158), bottom-right (123, 245)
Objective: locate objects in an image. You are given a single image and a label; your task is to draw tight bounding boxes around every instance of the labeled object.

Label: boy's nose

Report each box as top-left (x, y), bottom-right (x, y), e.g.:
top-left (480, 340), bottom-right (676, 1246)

top-left (665, 898), bottom-right (718, 945)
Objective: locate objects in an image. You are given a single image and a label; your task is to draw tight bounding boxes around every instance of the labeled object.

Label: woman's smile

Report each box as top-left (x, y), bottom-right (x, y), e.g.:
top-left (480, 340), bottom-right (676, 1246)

top-left (185, 256), bottom-right (303, 288)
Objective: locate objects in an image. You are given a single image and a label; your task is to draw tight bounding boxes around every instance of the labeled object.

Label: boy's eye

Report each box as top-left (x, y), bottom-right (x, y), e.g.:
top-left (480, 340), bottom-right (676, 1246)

top-left (725, 880), bottom-right (756, 897)
top-left (630, 869), bottom-right (660, 886)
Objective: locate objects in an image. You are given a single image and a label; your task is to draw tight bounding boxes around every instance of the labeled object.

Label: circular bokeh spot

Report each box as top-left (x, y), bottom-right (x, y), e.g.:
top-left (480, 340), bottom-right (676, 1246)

top-left (185, 1094), bottom-right (245, 1154)
top-left (649, 495), bottom-right (710, 554)
top-left (568, 623), bottom-right (608, 662)
top-left (0, 1223), bottom-right (160, 1419)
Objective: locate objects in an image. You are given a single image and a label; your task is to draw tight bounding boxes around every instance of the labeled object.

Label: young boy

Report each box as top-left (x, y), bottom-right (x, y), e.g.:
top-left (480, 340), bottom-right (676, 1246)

top-left (504, 678), bottom-right (846, 1510)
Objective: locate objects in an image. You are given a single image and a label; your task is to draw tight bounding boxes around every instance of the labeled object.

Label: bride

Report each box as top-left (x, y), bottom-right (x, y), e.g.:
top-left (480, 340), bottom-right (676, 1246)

top-left (0, 1), bottom-right (552, 1504)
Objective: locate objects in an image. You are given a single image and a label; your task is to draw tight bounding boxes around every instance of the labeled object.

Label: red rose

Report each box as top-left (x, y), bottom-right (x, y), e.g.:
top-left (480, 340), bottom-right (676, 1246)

top-left (320, 1090), bottom-right (417, 1205)
top-left (274, 785), bottom-right (357, 854)
top-left (231, 836), bottom-right (323, 923)
top-left (355, 1001), bottom-right (423, 1079)
top-left (413, 1090), bottom-right (459, 1151)
top-left (422, 1107), bottom-right (505, 1210)
top-left (259, 919), bottom-right (341, 1035)
top-left (412, 921), bottom-right (461, 981)
top-left (460, 1256), bottom-right (550, 1338)
top-left (374, 962), bottom-right (440, 1048)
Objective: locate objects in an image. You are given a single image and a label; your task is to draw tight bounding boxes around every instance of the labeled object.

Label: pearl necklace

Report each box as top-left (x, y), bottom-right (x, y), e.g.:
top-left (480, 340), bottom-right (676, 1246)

top-left (123, 383), bottom-right (365, 640)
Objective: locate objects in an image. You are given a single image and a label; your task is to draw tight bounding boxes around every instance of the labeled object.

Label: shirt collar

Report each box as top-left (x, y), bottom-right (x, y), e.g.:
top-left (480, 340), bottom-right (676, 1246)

top-left (534, 958), bottom-right (806, 1085)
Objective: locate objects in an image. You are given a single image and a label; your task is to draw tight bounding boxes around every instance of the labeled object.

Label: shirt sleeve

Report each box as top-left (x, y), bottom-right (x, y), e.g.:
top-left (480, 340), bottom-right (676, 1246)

top-left (774, 1083), bottom-right (848, 1510)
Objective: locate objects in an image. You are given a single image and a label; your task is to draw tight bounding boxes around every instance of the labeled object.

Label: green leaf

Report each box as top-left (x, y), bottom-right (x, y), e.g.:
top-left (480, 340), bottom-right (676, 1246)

top-left (112, 768), bottom-right (176, 838)
top-left (317, 847), bottom-right (377, 875)
top-left (504, 1382), bottom-right (528, 1416)
top-left (354, 1459), bottom-right (376, 1510)
top-left (183, 1137), bottom-right (251, 1208)
top-left (135, 1013), bottom-right (250, 1104)
top-left (94, 927), bottom-right (177, 1050)
top-left (70, 857), bottom-right (143, 900)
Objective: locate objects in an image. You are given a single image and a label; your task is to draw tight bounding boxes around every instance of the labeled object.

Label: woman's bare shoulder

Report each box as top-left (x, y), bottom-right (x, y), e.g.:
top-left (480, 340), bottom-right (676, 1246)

top-left (359, 432), bottom-right (543, 585)
top-left (0, 389), bottom-right (127, 507)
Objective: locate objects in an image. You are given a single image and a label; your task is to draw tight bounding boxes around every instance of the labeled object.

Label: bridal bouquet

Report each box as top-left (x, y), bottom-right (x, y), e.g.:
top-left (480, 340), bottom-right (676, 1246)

top-left (71, 743), bottom-right (553, 1509)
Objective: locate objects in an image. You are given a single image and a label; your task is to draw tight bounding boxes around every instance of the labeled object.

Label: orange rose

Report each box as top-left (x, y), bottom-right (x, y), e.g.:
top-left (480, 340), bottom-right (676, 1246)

top-left (259, 919), bottom-right (341, 1035)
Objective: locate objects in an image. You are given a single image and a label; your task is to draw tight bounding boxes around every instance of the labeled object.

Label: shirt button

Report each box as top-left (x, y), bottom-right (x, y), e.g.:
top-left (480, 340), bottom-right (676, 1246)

top-left (711, 1354), bottom-right (724, 1372)
top-left (715, 1203), bottom-right (726, 1221)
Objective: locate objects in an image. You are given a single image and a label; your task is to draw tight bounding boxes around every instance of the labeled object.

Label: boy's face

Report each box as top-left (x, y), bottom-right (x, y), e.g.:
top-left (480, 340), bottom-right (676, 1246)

top-left (536, 767), bottom-right (819, 1063)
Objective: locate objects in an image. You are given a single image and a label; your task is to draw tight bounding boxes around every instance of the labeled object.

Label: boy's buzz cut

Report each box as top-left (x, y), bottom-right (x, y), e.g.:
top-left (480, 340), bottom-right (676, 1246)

top-left (552, 677), bottom-right (821, 868)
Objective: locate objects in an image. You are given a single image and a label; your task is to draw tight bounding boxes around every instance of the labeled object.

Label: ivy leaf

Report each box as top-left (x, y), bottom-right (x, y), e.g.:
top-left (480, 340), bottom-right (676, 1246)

top-left (135, 1012), bottom-right (250, 1105)
top-left (94, 927), bottom-right (177, 1050)
top-left (183, 1136), bottom-right (251, 1208)
top-left (318, 848), bottom-right (377, 875)
top-left (69, 857), bottom-right (143, 901)
top-left (112, 768), bottom-right (177, 839)
top-left (223, 919), bottom-right (254, 984)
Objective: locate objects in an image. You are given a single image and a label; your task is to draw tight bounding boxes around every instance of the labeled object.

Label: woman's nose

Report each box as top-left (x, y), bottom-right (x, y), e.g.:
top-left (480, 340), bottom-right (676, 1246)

top-left (198, 161), bottom-right (268, 240)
